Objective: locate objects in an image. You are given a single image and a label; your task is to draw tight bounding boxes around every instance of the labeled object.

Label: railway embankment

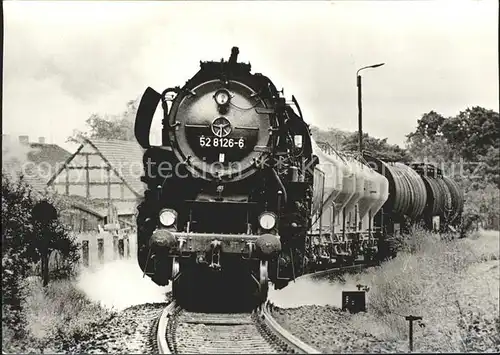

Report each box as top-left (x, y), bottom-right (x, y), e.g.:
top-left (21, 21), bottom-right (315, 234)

top-left (67, 302), bottom-right (169, 354)
top-left (2, 260), bottom-right (171, 354)
top-left (4, 231), bottom-right (497, 354)
top-left (270, 229), bottom-right (500, 353)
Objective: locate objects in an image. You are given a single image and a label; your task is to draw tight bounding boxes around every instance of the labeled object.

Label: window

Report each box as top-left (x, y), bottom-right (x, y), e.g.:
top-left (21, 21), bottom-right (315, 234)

top-left (82, 218), bottom-right (88, 232)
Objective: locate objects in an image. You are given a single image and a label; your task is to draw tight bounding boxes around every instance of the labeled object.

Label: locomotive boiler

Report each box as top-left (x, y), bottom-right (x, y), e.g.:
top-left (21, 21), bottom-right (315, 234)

top-left (134, 47), bottom-right (464, 305)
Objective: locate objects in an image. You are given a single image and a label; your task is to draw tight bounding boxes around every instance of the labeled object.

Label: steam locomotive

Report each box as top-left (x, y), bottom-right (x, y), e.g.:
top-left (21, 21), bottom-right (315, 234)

top-left (134, 47), bottom-right (463, 305)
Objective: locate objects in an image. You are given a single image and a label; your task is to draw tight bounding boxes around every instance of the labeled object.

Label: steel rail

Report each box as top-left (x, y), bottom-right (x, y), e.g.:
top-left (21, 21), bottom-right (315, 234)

top-left (298, 262), bottom-right (371, 280)
top-left (157, 301), bottom-right (176, 354)
top-left (261, 301), bottom-right (322, 354)
top-left (157, 298), bottom-right (321, 354)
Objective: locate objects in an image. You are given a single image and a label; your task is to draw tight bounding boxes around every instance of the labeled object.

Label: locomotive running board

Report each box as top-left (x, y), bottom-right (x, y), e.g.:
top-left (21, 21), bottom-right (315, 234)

top-left (135, 87), bottom-right (162, 149)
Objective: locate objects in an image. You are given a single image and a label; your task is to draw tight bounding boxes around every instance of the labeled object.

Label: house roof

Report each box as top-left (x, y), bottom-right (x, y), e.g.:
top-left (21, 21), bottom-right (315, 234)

top-left (2, 161), bottom-right (48, 196)
top-left (2, 140), bottom-right (71, 194)
top-left (69, 198), bottom-right (139, 216)
top-left (56, 194), bottom-right (109, 218)
top-left (27, 143), bottom-right (71, 167)
top-left (84, 138), bottom-right (145, 196)
top-left (47, 138), bottom-right (145, 198)
top-left (111, 200), bottom-right (140, 215)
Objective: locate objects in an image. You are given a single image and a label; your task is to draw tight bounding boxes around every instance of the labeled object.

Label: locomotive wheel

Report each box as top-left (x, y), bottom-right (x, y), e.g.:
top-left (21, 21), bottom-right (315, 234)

top-left (171, 258), bottom-right (183, 302)
top-left (172, 277), bottom-right (181, 303)
top-left (172, 257), bottom-right (180, 279)
top-left (258, 260), bottom-right (269, 304)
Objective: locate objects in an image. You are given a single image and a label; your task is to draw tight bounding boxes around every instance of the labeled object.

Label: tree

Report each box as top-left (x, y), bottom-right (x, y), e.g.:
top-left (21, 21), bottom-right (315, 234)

top-left (68, 98), bottom-right (139, 142)
top-left (406, 106), bottom-right (500, 229)
top-left (2, 174), bottom-right (80, 338)
top-left (310, 125), bottom-right (410, 162)
top-left (406, 107), bottom-right (499, 186)
top-left (407, 110), bottom-right (446, 141)
top-left (2, 175), bottom-right (80, 271)
top-left (341, 132), bottom-right (411, 162)
top-left (406, 111), bottom-right (457, 162)
top-left (309, 125), bottom-right (350, 150)
top-left (442, 107), bottom-right (500, 161)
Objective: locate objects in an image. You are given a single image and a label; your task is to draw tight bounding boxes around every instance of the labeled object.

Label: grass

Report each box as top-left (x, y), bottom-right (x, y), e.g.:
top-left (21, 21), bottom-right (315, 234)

top-left (345, 228), bottom-right (500, 352)
top-left (2, 277), bottom-right (114, 354)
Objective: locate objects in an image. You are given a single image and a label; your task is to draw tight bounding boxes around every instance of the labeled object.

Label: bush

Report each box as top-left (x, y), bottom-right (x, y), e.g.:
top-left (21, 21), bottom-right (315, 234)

top-left (346, 228), bottom-right (499, 352)
top-left (2, 278), bottom-right (114, 353)
top-left (2, 249), bottom-right (29, 338)
top-left (2, 174), bottom-right (81, 347)
top-left (2, 175), bottom-right (35, 341)
top-left (463, 182), bottom-right (500, 230)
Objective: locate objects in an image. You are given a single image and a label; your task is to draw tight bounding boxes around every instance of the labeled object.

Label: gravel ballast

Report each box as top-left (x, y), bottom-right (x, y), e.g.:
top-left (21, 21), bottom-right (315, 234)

top-left (67, 302), bottom-right (168, 354)
top-left (269, 304), bottom-right (408, 353)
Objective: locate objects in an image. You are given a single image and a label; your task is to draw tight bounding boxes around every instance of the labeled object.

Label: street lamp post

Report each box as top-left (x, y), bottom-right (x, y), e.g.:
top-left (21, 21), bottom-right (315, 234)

top-left (356, 63), bottom-right (385, 154)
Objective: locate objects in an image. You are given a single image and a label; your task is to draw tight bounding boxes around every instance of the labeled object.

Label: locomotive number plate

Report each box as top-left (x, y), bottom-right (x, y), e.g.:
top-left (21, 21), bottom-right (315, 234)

top-left (199, 136), bottom-right (245, 149)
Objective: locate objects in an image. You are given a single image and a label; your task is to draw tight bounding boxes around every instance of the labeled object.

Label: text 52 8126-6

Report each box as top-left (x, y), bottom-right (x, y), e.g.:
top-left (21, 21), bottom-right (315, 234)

top-left (199, 136), bottom-right (245, 149)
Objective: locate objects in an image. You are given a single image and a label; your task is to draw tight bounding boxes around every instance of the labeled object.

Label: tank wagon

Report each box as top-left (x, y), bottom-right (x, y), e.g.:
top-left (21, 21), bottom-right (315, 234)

top-left (363, 156), bottom-right (464, 236)
top-left (133, 48), bottom-right (464, 305)
top-left (308, 149), bottom-right (464, 271)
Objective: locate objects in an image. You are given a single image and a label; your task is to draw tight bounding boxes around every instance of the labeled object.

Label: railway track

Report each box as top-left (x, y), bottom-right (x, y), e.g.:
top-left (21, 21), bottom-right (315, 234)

top-left (155, 300), bottom-right (321, 354)
top-left (151, 263), bottom-right (373, 354)
top-left (301, 262), bottom-right (373, 280)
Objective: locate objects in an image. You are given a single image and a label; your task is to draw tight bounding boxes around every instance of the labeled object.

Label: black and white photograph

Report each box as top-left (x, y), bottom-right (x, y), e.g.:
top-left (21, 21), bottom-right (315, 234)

top-left (2, 0), bottom-right (499, 353)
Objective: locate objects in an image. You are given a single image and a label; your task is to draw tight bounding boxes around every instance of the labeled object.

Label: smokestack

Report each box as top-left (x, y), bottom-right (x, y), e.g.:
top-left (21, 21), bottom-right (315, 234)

top-left (19, 135), bottom-right (29, 145)
top-left (38, 137), bottom-right (46, 144)
top-left (228, 47), bottom-right (239, 64)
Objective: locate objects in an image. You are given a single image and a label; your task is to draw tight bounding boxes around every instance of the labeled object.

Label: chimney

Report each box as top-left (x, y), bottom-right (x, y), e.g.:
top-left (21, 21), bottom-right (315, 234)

top-left (19, 135), bottom-right (29, 145)
top-left (38, 137), bottom-right (46, 144)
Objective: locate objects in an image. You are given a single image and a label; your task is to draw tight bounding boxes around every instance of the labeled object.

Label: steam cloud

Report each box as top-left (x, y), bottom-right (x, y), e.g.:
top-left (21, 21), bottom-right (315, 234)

top-left (268, 274), bottom-right (368, 308)
top-left (76, 259), bottom-right (170, 311)
top-left (1, 137), bottom-right (41, 182)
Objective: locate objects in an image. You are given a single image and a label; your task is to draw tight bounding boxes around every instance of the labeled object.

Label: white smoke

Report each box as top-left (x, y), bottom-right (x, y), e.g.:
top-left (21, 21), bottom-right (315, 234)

top-left (268, 273), bottom-right (369, 308)
top-left (76, 259), bottom-right (170, 311)
top-left (1, 136), bottom-right (41, 182)
top-left (2, 136), bottom-right (37, 164)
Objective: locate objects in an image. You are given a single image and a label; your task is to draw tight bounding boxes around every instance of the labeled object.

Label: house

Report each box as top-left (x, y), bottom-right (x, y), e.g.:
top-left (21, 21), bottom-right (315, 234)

top-left (47, 137), bottom-right (145, 229)
top-left (54, 194), bottom-right (116, 233)
top-left (2, 135), bottom-right (142, 267)
top-left (2, 135), bottom-right (114, 232)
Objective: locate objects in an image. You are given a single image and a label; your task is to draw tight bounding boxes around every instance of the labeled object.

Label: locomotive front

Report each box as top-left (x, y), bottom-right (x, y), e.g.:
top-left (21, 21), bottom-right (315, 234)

top-left (135, 47), bottom-right (314, 304)
top-left (168, 70), bottom-right (273, 182)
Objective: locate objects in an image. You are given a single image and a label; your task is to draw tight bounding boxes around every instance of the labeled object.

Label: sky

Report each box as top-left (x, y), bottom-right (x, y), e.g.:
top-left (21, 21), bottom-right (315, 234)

top-left (2, 0), bottom-right (498, 153)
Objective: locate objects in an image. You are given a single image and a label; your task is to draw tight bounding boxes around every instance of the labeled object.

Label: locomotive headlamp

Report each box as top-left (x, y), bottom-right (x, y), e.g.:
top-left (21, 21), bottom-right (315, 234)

top-left (294, 135), bottom-right (303, 148)
top-left (258, 212), bottom-right (277, 230)
top-left (159, 209), bottom-right (177, 227)
top-left (214, 89), bottom-right (230, 106)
